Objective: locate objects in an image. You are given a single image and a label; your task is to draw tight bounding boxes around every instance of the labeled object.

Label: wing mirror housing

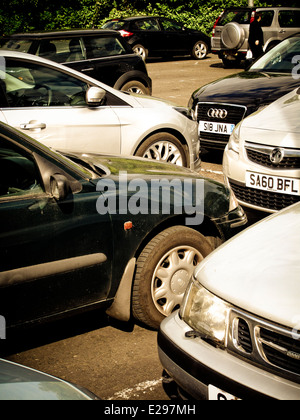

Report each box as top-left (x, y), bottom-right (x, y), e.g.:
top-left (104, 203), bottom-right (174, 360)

top-left (86, 86), bottom-right (106, 106)
top-left (50, 174), bottom-right (70, 201)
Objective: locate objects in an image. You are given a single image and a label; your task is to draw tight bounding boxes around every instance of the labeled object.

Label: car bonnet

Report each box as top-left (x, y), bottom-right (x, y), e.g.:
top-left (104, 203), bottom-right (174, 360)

top-left (193, 202), bottom-right (300, 329)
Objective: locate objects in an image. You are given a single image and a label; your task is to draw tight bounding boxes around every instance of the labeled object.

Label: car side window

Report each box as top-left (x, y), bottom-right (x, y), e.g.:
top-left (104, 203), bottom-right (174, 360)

top-left (278, 11), bottom-right (300, 28)
top-left (87, 36), bottom-right (127, 58)
top-left (260, 11), bottom-right (274, 27)
top-left (160, 19), bottom-right (182, 32)
top-left (0, 137), bottom-right (43, 198)
top-left (134, 19), bottom-right (160, 31)
top-left (1, 59), bottom-right (89, 107)
top-left (37, 38), bottom-right (86, 63)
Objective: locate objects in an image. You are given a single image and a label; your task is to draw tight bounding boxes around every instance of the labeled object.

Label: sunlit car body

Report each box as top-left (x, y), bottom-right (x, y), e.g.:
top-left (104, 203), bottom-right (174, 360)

top-left (0, 29), bottom-right (152, 95)
top-left (188, 33), bottom-right (300, 152)
top-left (158, 202), bottom-right (300, 400)
top-left (223, 87), bottom-right (300, 213)
top-left (0, 358), bottom-right (99, 400)
top-left (0, 50), bottom-right (200, 170)
top-left (0, 123), bottom-right (246, 330)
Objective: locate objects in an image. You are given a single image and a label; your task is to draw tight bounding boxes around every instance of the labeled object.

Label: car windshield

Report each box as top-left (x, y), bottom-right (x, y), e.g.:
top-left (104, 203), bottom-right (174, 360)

top-left (0, 39), bottom-right (32, 53)
top-left (250, 36), bottom-right (300, 73)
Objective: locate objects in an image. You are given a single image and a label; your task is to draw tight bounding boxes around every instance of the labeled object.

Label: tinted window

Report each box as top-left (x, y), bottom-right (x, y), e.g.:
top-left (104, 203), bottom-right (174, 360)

top-left (279, 11), bottom-right (300, 28)
top-left (37, 38), bottom-right (85, 63)
top-left (102, 20), bottom-right (127, 30)
top-left (1, 39), bottom-right (32, 53)
top-left (133, 19), bottom-right (160, 31)
top-left (218, 10), bottom-right (253, 26)
top-left (0, 138), bottom-right (43, 198)
top-left (2, 59), bottom-right (88, 107)
top-left (160, 19), bottom-right (182, 31)
top-left (260, 11), bottom-right (274, 27)
top-left (87, 36), bottom-right (128, 58)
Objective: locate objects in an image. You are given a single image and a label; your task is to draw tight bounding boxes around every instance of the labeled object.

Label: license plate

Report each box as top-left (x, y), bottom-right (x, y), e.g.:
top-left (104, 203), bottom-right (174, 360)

top-left (208, 385), bottom-right (240, 400)
top-left (199, 121), bottom-right (235, 135)
top-left (246, 172), bottom-right (300, 196)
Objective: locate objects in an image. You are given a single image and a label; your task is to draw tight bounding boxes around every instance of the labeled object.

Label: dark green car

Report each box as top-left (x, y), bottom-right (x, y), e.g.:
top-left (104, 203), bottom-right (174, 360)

top-left (0, 123), bottom-right (247, 330)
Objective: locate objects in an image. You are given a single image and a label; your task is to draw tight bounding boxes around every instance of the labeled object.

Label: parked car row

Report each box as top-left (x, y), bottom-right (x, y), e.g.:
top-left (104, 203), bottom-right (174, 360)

top-left (0, 11), bottom-right (299, 400)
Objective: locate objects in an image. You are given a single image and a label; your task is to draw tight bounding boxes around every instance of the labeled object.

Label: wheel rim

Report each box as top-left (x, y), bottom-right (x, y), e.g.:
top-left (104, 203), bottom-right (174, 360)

top-left (151, 246), bottom-right (203, 316)
top-left (142, 141), bottom-right (184, 166)
top-left (133, 46), bottom-right (146, 60)
top-left (126, 86), bottom-right (145, 95)
top-left (194, 42), bottom-right (207, 59)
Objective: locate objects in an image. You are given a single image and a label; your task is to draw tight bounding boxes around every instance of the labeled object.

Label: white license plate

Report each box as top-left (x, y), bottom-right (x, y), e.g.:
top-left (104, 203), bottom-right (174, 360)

top-left (199, 121), bottom-right (235, 135)
top-left (208, 385), bottom-right (240, 400)
top-left (246, 172), bottom-right (300, 196)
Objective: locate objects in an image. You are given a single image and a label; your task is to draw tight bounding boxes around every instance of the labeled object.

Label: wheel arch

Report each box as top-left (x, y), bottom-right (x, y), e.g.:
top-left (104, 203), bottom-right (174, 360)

top-left (133, 128), bottom-right (190, 165)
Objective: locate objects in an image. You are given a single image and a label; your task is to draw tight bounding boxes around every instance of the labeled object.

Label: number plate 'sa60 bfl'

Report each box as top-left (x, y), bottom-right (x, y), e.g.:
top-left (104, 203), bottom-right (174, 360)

top-left (246, 172), bottom-right (300, 196)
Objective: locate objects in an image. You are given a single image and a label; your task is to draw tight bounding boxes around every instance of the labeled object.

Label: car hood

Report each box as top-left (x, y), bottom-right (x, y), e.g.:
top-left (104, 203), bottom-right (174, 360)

top-left (239, 87), bottom-right (300, 148)
top-left (194, 203), bottom-right (300, 329)
top-left (192, 71), bottom-right (300, 111)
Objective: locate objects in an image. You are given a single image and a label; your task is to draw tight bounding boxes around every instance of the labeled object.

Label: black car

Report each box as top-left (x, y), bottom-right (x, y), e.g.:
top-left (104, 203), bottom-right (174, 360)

top-left (102, 16), bottom-right (211, 61)
top-left (0, 122), bottom-right (246, 331)
top-left (0, 29), bottom-right (152, 95)
top-left (189, 33), bottom-right (300, 152)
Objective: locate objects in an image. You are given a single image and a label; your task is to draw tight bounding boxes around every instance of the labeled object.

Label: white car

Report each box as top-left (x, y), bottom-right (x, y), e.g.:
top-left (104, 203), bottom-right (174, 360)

top-left (158, 202), bottom-right (300, 400)
top-left (0, 51), bottom-right (200, 170)
top-left (223, 87), bottom-right (300, 212)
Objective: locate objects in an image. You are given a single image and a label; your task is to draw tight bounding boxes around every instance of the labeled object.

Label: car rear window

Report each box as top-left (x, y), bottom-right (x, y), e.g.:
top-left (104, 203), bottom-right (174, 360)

top-left (218, 10), bottom-right (253, 26)
top-left (102, 20), bottom-right (127, 30)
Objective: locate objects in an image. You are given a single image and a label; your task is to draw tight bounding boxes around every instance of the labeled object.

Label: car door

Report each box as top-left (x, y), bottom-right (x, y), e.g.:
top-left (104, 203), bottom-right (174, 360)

top-left (159, 18), bottom-right (187, 54)
top-left (0, 56), bottom-right (122, 155)
top-left (133, 18), bottom-right (162, 54)
top-left (277, 10), bottom-right (300, 41)
top-left (0, 133), bottom-right (113, 327)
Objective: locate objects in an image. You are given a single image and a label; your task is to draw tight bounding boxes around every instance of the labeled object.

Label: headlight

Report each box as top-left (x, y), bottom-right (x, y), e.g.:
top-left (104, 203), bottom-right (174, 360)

top-left (228, 122), bottom-right (242, 153)
top-left (174, 106), bottom-right (197, 122)
top-left (180, 278), bottom-right (231, 347)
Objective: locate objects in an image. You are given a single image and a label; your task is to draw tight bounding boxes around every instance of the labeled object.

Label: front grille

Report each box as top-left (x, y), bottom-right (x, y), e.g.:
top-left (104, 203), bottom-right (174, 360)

top-left (229, 180), bottom-right (300, 211)
top-left (197, 102), bottom-right (246, 148)
top-left (246, 146), bottom-right (300, 170)
top-left (229, 309), bottom-right (300, 383)
top-left (260, 328), bottom-right (300, 376)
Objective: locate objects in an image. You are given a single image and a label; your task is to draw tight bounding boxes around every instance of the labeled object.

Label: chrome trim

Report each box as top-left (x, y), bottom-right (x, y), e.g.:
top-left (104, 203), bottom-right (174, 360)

top-left (245, 141), bottom-right (300, 158)
top-left (228, 308), bottom-right (300, 381)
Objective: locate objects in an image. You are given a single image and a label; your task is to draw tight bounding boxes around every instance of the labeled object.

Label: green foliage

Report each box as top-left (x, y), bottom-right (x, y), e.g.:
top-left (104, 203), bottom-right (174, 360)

top-left (1, 0), bottom-right (299, 36)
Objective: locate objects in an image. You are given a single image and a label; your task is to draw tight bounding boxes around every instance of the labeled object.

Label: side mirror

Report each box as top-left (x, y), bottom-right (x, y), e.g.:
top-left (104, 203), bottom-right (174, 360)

top-left (50, 174), bottom-right (70, 201)
top-left (86, 86), bottom-right (106, 106)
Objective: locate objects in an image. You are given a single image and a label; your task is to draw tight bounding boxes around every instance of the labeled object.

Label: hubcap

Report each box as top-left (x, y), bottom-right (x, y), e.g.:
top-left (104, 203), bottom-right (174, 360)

top-left (151, 246), bottom-right (203, 316)
top-left (142, 141), bottom-right (183, 166)
top-left (195, 43), bottom-right (207, 59)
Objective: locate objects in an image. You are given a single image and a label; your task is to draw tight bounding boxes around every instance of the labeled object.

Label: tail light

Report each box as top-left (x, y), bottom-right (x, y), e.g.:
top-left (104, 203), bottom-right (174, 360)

top-left (119, 30), bottom-right (134, 38)
top-left (212, 11), bottom-right (224, 37)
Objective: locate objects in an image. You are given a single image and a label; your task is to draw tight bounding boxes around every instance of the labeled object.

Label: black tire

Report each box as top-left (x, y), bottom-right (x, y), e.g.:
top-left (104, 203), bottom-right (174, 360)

top-left (135, 132), bottom-right (188, 167)
top-left (120, 80), bottom-right (150, 95)
top-left (132, 226), bottom-right (214, 329)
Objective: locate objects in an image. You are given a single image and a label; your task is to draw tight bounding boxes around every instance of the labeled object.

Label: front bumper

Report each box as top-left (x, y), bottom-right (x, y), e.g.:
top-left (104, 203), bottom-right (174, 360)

top-left (158, 312), bottom-right (300, 400)
top-left (223, 145), bottom-right (300, 213)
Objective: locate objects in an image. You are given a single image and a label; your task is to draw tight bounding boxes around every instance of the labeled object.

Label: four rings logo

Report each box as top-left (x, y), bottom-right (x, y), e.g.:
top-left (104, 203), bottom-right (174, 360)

top-left (207, 108), bottom-right (228, 119)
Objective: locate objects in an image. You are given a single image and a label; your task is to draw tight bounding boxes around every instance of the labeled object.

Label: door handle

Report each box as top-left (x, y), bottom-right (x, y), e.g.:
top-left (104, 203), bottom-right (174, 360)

top-left (20, 120), bottom-right (46, 131)
top-left (279, 30), bottom-right (286, 33)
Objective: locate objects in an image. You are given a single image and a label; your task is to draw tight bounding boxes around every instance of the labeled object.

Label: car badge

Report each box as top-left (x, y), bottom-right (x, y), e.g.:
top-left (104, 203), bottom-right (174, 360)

top-left (207, 108), bottom-right (228, 119)
top-left (270, 148), bottom-right (284, 165)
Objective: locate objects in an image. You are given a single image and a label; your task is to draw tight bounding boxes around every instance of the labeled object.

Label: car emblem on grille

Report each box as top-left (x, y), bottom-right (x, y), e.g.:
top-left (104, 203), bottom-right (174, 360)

top-left (207, 108), bottom-right (228, 119)
top-left (270, 148), bottom-right (284, 164)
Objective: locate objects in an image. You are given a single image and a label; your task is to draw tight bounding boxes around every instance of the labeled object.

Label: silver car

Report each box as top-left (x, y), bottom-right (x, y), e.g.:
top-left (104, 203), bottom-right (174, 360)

top-left (0, 51), bottom-right (200, 170)
top-left (158, 202), bottom-right (300, 400)
top-left (223, 87), bottom-right (300, 213)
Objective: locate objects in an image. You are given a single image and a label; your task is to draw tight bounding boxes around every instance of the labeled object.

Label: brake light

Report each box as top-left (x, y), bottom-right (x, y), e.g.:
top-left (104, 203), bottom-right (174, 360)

top-left (119, 30), bottom-right (134, 38)
top-left (212, 11), bottom-right (224, 37)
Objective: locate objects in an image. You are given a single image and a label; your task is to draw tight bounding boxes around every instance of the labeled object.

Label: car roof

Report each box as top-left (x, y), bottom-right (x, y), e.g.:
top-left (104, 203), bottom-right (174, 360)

top-left (3, 29), bottom-right (120, 38)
